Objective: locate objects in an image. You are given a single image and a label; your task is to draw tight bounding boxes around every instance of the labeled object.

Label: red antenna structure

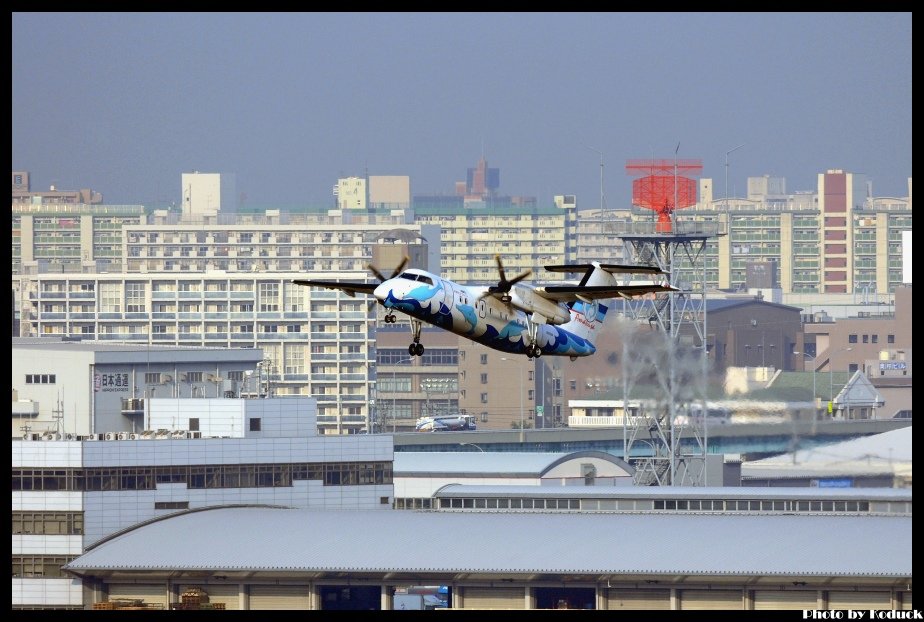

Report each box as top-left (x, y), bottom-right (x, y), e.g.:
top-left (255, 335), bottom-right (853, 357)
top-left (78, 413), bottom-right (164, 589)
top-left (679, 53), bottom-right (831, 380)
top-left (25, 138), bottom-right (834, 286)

top-left (626, 159), bottom-right (703, 233)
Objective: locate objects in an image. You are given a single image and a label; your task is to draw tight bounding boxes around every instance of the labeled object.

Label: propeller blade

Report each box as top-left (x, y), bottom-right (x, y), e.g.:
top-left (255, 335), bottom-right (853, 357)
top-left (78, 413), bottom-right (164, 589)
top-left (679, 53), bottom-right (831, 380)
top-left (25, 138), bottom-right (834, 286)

top-left (494, 255), bottom-right (507, 283)
top-left (388, 255), bottom-right (410, 280)
top-left (507, 270), bottom-right (532, 287)
top-left (367, 263), bottom-right (387, 283)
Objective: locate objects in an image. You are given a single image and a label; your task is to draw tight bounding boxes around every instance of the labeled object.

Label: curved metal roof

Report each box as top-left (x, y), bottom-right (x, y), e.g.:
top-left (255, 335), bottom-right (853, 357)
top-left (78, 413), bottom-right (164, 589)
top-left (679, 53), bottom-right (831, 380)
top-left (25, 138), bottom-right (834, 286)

top-left (65, 507), bottom-right (910, 577)
top-left (394, 451), bottom-right (633, 477)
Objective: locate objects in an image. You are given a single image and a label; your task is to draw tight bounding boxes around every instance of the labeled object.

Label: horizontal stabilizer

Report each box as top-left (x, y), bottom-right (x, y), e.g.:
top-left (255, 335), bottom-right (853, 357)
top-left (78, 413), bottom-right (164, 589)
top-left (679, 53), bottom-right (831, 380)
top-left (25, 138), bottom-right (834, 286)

top-left (544, 263), bottom-right (665, 275)
top-left (535, 283), bottom-right (677, 301)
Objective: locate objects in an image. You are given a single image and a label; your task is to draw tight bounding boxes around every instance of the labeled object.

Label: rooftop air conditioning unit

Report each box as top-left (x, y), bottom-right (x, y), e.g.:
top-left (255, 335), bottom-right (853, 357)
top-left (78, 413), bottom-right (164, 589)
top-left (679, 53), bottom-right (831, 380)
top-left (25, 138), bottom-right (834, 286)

top-left (207, 374), bottom-right (219, 382)
top-left (64, 433), bottom-right (77, 441)
top-left (128, 433), bottom-right (140, 440)
top-left (43, 432), bottom-right (62, 441)
top-left (179, 373), bottom-right (189, 382)
top-left (116, 432), bottom-right (130, 440)
top-left (105, 432), bottom-right (117, 440)
top-left (22, 433), bottom-right (39, 441)
top-left (160, 374), bottom-right (173, 384)
top-left (84, 434), bottom-right (99, 441)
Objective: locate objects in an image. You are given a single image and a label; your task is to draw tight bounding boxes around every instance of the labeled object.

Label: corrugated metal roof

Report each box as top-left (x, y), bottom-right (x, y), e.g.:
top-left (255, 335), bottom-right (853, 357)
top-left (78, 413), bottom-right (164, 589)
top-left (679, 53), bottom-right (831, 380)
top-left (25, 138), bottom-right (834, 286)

top-left (742, 427), bottom-right (912, 479)
top-left (394, 451), bottom-right (620, 476)
top-left (433, 484), bottom-right (912, 501)
top-left (66, 507), bottom-right (910, 577)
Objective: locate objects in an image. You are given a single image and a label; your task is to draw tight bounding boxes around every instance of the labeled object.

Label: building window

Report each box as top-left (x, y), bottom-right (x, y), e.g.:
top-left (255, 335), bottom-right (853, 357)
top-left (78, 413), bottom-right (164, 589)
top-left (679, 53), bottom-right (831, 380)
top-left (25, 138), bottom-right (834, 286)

top-left (99, 282), bottom-right (121, 313)
top-left (481, 412), bottom-right (488, 422)
top-left (888, 334), bottom-right (895, 344)
top-left (569, 380), bottom-right (577, 391)
top-left (185, 371), bottom-right (203, 382)
top-left (25, 374), bottom-right (56, 384)
top-left (848, 334), bottom-right (858, 343)
top-left (480, 354), bottom-right (488, 365)
top-left (125, 282), bottom-right (146, 312)
top-left (871, 334), bottom-right (878, 344)
top-left (419, 348), bottom-right (459, 365)
top-left (862, 335), bottom-right (869, 343)
top-left (12, 511), bottom-right (83, 535)
top-left (154, 501), bottom-right (189, 510)
top-left (285, 344), bottom-right (305, 374)
top-left (188, 418), bottom-right (200, 431)
top-left (227, 371), bottom-right (245, 381)
top-left (480, 373), bottom-right (488, 384)
top-left (11, 556), bottom-right (76, 578)
top-left (144, 372), bottom-right (160, 384)
top-left (262, 324), bottom-right (278, 333)
top-left (249, 418), bottom-right (261, 432)
top-left (259, 282), bottom-right (280, 311)
top-left (284, 284), bottom-right (305, 312)
top-left (849, 363), bottom-right (858, 373)
top-left (480, 392), bottom-right (488, 404)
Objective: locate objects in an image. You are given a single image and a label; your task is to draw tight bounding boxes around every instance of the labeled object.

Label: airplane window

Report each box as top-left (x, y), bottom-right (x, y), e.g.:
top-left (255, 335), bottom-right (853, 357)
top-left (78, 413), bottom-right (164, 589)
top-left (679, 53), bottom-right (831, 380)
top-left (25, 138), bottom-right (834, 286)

top-left (398, 272), bottom-right (417, 280)
top-left (417, 276), bottom-right (433, 285)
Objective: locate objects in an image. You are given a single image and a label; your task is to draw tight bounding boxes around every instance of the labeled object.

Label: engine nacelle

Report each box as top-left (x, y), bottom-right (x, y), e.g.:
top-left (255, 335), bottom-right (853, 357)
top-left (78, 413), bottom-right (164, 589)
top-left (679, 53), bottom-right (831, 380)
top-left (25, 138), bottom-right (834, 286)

top-left (509, 285), bottom-right (571, 324)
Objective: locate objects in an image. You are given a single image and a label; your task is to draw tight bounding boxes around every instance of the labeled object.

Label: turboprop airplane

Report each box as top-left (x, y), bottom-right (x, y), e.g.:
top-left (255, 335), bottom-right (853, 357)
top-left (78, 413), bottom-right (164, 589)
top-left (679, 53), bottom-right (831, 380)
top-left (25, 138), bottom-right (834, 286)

top-left (293, 257), bottom-right (674, 360)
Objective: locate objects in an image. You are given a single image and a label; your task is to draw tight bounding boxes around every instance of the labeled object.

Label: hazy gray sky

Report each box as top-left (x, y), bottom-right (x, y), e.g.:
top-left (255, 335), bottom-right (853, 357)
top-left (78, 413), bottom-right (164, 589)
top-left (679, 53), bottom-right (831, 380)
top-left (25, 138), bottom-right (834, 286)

top-left (12, 12), bottom-right (912, 208)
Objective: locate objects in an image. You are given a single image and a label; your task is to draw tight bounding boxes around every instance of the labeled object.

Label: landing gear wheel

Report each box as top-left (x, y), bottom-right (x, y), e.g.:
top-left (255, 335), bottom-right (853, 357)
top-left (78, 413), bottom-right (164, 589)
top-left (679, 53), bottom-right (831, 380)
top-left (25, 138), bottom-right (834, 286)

top-left (414, 342), bottom-right (425, 356)
top-left (409, 344), bottom-right (417, 356)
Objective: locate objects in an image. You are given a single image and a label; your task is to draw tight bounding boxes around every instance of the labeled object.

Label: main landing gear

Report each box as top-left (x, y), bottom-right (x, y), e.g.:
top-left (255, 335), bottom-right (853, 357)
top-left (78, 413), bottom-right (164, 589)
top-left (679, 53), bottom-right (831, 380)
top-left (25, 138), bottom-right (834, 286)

top-left (408, 318), bottom-right (425, 357)
top-left (384, 311), bottom-right (397, 323)
top-left (524, 316), bottom-right (542, 359)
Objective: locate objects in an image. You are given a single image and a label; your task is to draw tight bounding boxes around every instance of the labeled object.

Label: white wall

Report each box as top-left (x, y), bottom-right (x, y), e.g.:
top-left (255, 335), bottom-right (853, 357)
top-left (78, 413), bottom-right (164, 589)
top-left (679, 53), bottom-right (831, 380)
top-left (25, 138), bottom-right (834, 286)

top-left (12, 578), bottom-right (83, 607)
top-left (147, 397), bottom-right (318, 438)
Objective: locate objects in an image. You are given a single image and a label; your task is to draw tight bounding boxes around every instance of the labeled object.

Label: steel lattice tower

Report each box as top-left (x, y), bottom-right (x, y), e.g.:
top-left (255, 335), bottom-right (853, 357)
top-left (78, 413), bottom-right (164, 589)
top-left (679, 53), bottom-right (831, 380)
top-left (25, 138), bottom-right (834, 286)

top-left (612, 157), bottom-right (721, 486)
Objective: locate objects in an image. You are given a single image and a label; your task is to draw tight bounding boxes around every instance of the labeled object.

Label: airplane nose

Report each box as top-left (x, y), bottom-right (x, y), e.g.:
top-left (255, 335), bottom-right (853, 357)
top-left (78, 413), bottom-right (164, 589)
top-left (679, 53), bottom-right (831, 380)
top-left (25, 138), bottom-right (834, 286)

top-left (373, 282), bottom-right (390, 302)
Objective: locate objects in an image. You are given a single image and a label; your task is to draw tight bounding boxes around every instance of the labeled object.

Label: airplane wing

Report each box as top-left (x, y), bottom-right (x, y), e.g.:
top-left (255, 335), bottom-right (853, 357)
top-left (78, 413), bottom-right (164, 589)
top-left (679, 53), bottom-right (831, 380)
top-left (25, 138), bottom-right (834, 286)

top-left (291, 280), bottom-right (377, 297)
top-left (533, 283), bottom-right (677, 301)
top-left (544, 263), bottom-right (666, 275)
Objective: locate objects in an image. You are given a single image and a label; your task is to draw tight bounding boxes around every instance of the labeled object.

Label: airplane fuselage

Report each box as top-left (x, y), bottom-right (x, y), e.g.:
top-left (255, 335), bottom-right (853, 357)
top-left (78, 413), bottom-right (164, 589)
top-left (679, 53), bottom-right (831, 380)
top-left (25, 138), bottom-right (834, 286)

top-left (374, 270), bottom-right (603, 358)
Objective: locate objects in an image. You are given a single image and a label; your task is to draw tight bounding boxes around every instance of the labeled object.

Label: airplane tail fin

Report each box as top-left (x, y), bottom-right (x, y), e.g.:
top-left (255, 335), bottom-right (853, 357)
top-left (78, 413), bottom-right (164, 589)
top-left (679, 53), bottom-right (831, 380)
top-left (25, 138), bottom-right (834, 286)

top-left (557, 262), bottom-right (620, 347)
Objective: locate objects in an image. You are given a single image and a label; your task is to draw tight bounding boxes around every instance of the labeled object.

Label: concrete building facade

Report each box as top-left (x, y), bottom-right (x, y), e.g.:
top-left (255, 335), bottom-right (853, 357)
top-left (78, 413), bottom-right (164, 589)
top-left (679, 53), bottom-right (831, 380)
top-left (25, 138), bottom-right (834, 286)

top-left (12, 338), bottom-right (264, 438)
top-left (11, 426), bottom-right (394, 609)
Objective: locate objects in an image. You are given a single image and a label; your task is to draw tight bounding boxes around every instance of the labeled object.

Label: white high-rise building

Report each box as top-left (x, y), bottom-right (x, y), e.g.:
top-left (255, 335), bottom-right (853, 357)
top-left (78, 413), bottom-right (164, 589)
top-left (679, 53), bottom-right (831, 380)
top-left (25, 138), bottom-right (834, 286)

top-left (181, 172), bottom-right (236, 216)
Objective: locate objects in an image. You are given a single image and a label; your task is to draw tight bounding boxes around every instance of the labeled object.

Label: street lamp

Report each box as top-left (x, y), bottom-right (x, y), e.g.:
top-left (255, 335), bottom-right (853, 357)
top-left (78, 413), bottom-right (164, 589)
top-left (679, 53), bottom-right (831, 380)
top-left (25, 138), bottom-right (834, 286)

top-left (794, 352), bottom-right (817, 414)
top-left (583, 145), bottom-right (605, 212)
top-left (500, 357), bottom-right (525, 437)
top-left (829, 347), bottom-right (853, 412)
top-left (725, 143), bottom-right (745, 211)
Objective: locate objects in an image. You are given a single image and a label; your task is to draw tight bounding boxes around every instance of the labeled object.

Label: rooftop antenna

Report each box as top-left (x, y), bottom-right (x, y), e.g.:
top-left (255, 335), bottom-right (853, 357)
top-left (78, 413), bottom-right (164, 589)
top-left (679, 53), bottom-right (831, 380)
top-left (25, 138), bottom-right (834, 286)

top-left (52, 393), bottom-right (64, 435)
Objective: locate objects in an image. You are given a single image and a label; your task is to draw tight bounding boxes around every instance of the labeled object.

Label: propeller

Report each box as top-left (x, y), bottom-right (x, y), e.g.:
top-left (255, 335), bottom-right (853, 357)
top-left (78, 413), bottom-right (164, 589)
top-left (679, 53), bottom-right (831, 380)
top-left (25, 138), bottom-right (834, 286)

top-left (478, 255), bottom-right (532, 303)
top-left (366, 255), bottom-right (409, 313)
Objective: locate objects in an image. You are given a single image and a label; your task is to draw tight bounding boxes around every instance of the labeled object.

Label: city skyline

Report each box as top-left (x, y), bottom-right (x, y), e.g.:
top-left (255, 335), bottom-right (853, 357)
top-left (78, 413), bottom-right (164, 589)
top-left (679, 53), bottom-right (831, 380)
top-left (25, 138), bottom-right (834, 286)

top-left (13, 13), bottom-right (912, 206)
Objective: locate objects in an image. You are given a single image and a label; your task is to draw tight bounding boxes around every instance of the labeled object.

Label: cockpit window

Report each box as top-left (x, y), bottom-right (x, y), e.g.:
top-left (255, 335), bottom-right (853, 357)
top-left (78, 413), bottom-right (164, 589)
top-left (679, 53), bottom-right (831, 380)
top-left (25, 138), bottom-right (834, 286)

top-left (398, 272), bottom-right (433, 285)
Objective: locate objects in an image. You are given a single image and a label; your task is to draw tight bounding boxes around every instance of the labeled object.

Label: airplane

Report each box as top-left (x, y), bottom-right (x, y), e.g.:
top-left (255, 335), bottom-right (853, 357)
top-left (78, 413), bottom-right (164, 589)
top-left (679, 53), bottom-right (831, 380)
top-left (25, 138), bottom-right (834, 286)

top-left (293, 257), bottom-right (674, 361)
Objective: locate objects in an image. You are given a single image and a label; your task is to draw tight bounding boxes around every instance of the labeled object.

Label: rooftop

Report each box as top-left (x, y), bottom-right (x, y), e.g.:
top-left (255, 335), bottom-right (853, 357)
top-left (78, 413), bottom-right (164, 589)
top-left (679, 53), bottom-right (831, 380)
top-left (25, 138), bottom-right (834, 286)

top-left (65, 506), bottom-right (911, 578)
